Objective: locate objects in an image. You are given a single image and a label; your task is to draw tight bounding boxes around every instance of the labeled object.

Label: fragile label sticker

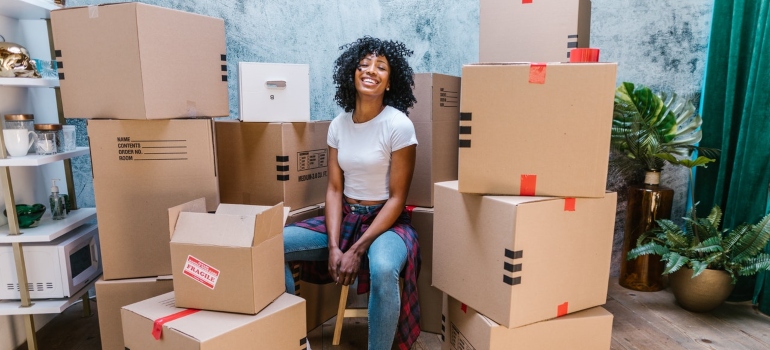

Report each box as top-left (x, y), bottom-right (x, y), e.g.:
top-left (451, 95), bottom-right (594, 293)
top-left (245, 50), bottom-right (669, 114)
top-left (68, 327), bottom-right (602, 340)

top-left (183, 255), bottom-right (220, 290)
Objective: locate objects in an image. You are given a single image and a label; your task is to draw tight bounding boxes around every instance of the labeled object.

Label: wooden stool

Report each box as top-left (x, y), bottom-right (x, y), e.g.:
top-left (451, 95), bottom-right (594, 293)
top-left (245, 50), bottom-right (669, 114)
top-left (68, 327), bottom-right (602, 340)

top-left (332, 279), bottom-right (403, 345)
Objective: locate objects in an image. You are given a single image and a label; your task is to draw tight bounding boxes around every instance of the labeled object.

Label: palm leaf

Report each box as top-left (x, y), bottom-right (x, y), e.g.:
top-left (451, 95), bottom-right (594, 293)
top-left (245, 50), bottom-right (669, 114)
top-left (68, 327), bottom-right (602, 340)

top-left (690, 260), bottom-right (710, 277)
top-left (627, 242), bottom-right (669, 260)
top-left (663, 252), bottom-right (689, 274)
top-left (690, 236), bottom-right (723, 254)
top-left (732, 212), bottom-right (770, 262)
top-left (739, 254), bottom-right (770, 276)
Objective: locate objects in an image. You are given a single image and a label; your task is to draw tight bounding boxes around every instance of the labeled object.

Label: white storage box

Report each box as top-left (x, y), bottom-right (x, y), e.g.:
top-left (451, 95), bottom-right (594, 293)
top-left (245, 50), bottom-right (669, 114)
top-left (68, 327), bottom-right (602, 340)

top-left (239, 62), bottom-right (310, 122)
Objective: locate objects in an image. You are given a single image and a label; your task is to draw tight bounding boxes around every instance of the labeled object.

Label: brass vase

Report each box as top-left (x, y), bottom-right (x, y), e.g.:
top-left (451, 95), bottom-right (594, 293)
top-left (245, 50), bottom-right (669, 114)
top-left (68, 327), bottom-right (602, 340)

top-left (669, 267), bottom-right (735, 312)
top-left (619, 171), bottom-right (673, 292)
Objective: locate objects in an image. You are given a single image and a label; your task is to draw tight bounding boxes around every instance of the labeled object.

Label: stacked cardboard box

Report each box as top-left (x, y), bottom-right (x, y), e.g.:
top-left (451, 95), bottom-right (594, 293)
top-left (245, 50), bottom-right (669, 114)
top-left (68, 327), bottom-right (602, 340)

top-left (434, 62), bottom-right (618, 350)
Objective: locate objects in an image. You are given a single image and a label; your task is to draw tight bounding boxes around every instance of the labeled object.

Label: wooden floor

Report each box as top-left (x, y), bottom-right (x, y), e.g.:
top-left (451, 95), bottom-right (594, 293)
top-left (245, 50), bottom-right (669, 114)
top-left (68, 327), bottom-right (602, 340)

top-left (15, 278), bottom-right (770, 350)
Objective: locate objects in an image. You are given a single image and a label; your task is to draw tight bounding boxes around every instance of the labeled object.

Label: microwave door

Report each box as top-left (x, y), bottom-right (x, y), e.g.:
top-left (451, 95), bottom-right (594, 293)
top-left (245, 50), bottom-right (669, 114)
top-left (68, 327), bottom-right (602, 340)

top-left (63, 226), bottom-right (101, 296)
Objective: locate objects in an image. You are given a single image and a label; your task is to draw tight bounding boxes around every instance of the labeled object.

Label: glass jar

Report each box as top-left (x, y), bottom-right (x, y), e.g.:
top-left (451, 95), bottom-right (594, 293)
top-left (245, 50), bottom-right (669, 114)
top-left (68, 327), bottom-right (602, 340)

top-left (4, 114), bottom-right (35, 132)
top-left (34, 124), bottom-right (63, 155)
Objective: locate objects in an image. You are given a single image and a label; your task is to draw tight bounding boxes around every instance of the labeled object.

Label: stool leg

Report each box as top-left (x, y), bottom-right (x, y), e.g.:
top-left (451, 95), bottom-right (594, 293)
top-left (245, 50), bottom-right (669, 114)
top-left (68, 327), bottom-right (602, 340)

top-left (332, 285), bottom-right (350, 345)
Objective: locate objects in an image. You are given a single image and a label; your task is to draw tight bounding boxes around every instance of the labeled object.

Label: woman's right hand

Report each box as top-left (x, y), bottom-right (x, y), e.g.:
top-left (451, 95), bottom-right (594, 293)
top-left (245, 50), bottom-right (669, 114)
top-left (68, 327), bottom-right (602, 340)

top-left (328, 247), bottom-right (344, 284)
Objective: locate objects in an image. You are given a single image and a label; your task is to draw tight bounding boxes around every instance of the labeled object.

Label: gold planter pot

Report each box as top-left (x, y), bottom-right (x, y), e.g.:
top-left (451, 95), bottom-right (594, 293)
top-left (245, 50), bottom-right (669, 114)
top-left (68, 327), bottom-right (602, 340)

top-left (669, 267), bottom-right (735, 312)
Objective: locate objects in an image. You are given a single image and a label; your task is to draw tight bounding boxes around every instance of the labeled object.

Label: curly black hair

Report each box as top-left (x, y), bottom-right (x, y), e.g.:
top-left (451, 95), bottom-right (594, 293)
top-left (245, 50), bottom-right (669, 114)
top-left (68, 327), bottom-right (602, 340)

top-left (333, 36), bottom-right (417, 115)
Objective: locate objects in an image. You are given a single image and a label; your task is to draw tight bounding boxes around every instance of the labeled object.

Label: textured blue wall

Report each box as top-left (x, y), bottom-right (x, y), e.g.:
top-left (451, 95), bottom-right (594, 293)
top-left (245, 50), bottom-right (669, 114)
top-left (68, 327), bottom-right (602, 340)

top-left (67, 0), bottom-right (713, 276)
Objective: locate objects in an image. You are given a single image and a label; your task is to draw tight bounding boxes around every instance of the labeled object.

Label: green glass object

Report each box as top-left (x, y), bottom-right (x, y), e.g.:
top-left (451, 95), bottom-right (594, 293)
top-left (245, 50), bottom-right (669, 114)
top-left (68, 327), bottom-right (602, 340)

top-left (3, 204), bottom-right (46, 228)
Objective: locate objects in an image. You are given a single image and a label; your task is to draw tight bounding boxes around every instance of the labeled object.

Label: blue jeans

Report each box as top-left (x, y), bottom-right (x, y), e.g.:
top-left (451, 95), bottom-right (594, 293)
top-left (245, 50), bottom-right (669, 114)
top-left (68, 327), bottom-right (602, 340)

top-left (283, 204), bottom-right (407, 350)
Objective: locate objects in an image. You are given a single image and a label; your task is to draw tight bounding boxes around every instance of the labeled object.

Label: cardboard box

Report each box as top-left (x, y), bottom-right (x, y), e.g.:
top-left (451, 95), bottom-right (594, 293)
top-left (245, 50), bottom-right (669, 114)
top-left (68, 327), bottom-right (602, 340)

top-left (168, 198), bottom-right (287, 315)
top-left (433, 181), bottom-right (616, 328)
top-left (286, 205), bottom-right (343, 331)
top-left (89, 119), bottom-right (219, 280)
top-left (480, 0), bottom-right (591, 62)
top-left (443, 297), bottom-right (612, 350)
top-left (51, 2), bottom-right (228, 119)
top-left (458, 63), bottom-right (616, 197)
top-left (407, 73), bottom-right (460, 207)
top-left (216, 120), bottom-right (330, 211)
top-left (95, 276), bottom-right (174, 350)
top-left (409, 207), bottom-right (443, 333)
top-left (239, 62), bottom-right (310, 122)
top-left (122, 292), bottom-right (307, 350)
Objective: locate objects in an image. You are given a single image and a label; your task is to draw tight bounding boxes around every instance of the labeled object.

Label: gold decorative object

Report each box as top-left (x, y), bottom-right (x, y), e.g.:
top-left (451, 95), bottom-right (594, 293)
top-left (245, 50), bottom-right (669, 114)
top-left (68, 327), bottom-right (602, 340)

top-left (669, 267), bottom-right (735, 313)
top-left (0, 35), bottom-right (40, 78)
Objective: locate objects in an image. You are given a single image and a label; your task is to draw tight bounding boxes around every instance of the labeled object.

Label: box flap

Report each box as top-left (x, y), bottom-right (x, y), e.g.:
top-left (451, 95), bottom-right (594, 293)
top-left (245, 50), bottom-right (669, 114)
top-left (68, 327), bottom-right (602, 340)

top-left (171, 211), bottom-right (257, 247)
top-left (124, 292), bottom-right (305, 343)
top-left (252, 203), bottom-right (287, 245)
top-left (169, 198), bottom-right (208, 238)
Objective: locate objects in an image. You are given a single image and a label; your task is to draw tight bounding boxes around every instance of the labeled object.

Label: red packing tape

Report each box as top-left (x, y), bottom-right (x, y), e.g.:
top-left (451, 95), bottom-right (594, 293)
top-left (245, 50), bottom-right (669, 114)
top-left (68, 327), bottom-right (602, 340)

top-left (405, 205), bottom-right (416, 219)
top-left (528, 63), bottom-right (546, 84)
top-left (557, 302), bottom-right (569, 317)
top-left (522, 0), bottom-right (533, 3)
top-left (152, 309), bottom-right (200, 340)
top-left (569, 48), bottom-right (600, 63)
top-left (460, 303), bottom-right (468, 313)
top-left (564, 198), bottom-right (576, 211)
top-left (520, 175), bottom-right (537, 196)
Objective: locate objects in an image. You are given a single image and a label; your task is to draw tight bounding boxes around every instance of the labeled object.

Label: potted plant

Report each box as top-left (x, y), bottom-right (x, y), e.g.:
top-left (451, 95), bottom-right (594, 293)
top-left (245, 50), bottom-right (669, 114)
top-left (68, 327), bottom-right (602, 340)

top-left (611, 82), bottom-right (718, 292)
top-left (626, 205), bottom-right (770, 312)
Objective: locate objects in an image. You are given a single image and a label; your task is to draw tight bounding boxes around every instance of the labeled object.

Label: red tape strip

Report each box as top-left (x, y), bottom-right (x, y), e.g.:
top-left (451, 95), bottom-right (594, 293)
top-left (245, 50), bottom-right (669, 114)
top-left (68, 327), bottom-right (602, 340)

top-left (460, 303), bottom-right (468, 313)
top-left (520, 175), bottom-right (537, 196)
top-left (405, 205), bottom-right (416, 219)
top-left (528, 63), bottom-right (546, 84)
top-left (522, 0), bottom-right (533, 3)
top-left (569, 48), bottom-right (600, 63)
top-left (152, 309), bottom-right (200, 340)
top-left (557, 302), bottom-right (569, 317)
top-left (564, 198), bottom-right (576, 211)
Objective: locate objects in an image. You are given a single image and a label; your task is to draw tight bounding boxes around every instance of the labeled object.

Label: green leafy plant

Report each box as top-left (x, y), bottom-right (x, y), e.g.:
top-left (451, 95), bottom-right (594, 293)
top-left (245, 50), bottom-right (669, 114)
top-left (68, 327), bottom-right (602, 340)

top-left (610, 82), bottom-right (718, 174)
top-left (626, 205), bottom-right (770, 283)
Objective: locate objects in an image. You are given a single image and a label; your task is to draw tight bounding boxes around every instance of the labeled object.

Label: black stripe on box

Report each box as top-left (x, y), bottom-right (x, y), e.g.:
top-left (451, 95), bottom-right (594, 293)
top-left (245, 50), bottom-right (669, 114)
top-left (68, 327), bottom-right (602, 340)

top-left (567, 41), bottom-right (578, 48)
top-left (568, 34), bottom-right (579, 38)
top-left (222, 75), bottom-right (228, 82)
top-left (458, 139), bottom-right (471, 148)
top-left (55, 50), bottom-right (62, 57)
top-left (276, 155), bottom-right (289, 162)
top-left (459, 126), bottom-right (471, 134)
top-left (221, 64), bottom-right (227, 71)
top-left (442, 315), bottom-right (445, 321)
top-left (221, 54), bottom-right (227, 61)
top-left (277, 175), bottom-right (289, 181)
top-left (504, 276), bottom-right (522, 286)
top-left (504, 262), bottom-right (522, 272)
top-left (460, 112), bottom-right (472, 121)
top-left (277, 165), bottom-right (289, 171)
top-left (300, 338), bottom-right (307, 345)
top-left (58, 73), bottom-right (65, 80)
top-left (56, 61), bottom-right (63, 69)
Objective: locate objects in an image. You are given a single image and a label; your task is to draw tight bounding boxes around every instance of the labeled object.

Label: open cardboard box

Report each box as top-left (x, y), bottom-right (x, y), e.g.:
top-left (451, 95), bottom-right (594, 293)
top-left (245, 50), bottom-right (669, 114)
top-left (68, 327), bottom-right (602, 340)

top-left (168, 198), bottom-right (289, 315)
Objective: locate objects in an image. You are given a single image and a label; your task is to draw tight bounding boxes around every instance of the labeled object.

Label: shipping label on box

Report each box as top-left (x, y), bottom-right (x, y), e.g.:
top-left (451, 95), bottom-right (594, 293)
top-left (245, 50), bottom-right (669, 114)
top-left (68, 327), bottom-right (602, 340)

top-left (433, 181), bottom-right (616, 328)
top-left (52, 2), bottom-right (228, 119)
top-left (458, 63), bottom-right (616, 198)
top-left (239, 62), bottom-right (310, 122)
top-left (168, 198), bottom-right (288, 315)
top-left (122, 292), bottom-right (307, 350)
top-left (216, 121), bottom-right (330, 210)
top-left (407, 73), bottom-right (460, 207)
top-left (480, 0), bottom-right (591, 62)
top-left (445, 297), bottom-right (613, 350)
top-left (88, 119), bottom-right (219, 280)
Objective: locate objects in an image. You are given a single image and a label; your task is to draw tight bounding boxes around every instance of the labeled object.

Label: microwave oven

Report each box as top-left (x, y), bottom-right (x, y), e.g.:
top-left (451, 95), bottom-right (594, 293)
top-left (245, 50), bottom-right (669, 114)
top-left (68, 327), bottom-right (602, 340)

top-left (0, 223), bottom-right (101, 299)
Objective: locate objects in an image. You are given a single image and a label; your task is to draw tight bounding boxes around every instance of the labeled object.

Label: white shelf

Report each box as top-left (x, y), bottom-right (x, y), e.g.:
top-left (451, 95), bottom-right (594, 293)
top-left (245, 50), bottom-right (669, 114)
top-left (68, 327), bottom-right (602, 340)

top-left (0, 147), bottom-right (89, 167)
top-left (0, 276), bottom-right (98, 315)
top-left (0, 208), bottom-right (96, 243)
top-left (0, 0), bottom-right (60, 20)
top-left (0, 78), bottom-right (59, 88)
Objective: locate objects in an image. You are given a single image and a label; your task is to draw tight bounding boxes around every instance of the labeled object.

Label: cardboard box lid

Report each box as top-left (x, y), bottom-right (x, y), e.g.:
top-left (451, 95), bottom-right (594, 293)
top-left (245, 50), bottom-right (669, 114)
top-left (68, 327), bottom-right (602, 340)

top-left (122, 292), bottom-right (304, 342)
top-left (169, 199), bottom-right (287, 247)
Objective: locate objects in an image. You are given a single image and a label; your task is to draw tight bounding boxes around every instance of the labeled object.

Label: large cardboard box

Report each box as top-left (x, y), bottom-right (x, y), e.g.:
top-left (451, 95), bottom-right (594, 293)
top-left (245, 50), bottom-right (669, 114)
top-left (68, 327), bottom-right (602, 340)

top-left (122, 292), bottom-right (307, 350)
top-left (95, 276), bottom-right (174, 350)
top-left (410, 207), bottom-right (443, 333)
top-left (407, 73), bottom-right (460, 207)
top-left (89, 119), bottom-right (219, 280)
top-left (458, 63), bottom-right (616, 197)
top-left (51, 2), bottom-right (228, 119)
top-left (286, 204), bottom-right (343, 331)
top-left (216, 120), bottom-right (330, 211)
top-left (433, 181), bottom-right (616, 328)
top-left (239, 62), bottom-right (310, 122)
top-left (480, 0), bottom-right (592, 62)
top-left (168, 198), bottom-right (286, 315)
top-left (443, 297), bottom-right (612, 350)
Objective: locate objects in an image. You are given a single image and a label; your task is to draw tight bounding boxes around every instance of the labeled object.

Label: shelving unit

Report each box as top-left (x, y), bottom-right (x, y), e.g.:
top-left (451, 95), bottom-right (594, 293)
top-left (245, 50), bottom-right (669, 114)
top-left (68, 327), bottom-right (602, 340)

top-left (0, 2), bottom-right (97, 350)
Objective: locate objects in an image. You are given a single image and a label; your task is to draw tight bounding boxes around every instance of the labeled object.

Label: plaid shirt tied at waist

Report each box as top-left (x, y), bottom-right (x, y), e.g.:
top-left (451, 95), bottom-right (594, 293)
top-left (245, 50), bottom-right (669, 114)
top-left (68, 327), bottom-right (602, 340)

top-left (288, 204), bottom-right (421, 350)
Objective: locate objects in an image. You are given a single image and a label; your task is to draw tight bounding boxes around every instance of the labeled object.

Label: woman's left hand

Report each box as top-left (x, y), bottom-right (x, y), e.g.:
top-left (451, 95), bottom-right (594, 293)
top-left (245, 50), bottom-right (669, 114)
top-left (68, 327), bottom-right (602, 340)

top-left (337, 249), bottom-right (363, 286)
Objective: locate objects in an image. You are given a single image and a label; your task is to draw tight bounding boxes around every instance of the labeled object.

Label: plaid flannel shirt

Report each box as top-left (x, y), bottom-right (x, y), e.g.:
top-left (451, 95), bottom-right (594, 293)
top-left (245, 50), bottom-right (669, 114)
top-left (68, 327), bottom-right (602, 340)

top-left (288, 204), bottom-right (421, 350)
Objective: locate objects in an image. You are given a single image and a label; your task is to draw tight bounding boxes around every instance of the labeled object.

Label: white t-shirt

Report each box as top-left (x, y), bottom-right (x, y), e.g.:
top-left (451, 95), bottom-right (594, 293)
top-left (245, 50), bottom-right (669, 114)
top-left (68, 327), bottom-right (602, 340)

top-left (327, 106), bottom-right (418, 201)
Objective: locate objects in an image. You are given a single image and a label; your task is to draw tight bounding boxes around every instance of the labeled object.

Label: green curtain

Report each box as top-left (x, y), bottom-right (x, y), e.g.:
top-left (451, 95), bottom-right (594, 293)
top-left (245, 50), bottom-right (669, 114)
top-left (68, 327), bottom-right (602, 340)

top-left (693, 0), bottom-right (770, 303)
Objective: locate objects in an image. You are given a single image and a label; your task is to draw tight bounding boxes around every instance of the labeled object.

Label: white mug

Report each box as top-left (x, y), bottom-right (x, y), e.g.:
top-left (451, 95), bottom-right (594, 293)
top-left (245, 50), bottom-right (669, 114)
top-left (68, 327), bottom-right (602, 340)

top-left (3, 129), bottom-right (37, 157)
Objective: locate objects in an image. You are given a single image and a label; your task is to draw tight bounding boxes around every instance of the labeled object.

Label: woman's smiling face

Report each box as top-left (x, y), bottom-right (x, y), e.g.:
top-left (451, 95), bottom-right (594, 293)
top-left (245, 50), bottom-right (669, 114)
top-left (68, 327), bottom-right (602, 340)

top-left (354, 53), bottom-right (390, 99)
